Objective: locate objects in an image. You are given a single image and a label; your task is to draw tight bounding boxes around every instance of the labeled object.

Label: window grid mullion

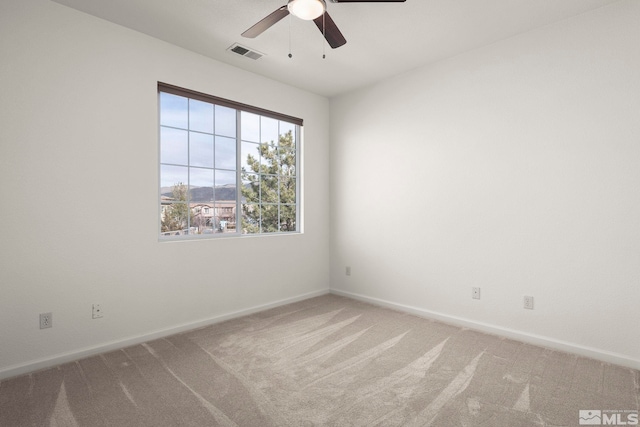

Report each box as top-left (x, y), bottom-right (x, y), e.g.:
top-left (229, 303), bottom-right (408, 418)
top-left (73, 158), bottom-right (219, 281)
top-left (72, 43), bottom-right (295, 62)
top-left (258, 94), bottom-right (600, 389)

top-left (277, 120), bottom-right (281, 231)
top-left (296, 125), bottom-right (300, 233)
top-left (187, 101), bottom-right (191, 233)
top-left (236, 109), bottom-right (242, 235)
top-left (259, 117), bottom-right (263, 233)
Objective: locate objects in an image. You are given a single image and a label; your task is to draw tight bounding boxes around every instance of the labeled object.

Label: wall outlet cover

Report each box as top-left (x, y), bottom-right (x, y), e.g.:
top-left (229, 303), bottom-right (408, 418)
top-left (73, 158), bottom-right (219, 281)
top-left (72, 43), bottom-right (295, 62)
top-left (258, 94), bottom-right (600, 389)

top-left (524, 296), bottom-right (534, 310)
top-left (92, 304), bottom-right (103, 319)
top-left (40, 312), bottom-right (52, 329)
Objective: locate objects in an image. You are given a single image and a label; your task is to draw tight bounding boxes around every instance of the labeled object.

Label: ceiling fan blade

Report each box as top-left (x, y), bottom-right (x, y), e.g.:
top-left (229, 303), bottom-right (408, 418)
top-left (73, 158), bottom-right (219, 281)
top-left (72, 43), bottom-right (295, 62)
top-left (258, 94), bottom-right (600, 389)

top-left (329, 0), bottom-right (405, 2)
top-left (242, 6), bottom-right (290, 38)
top-left (313, 12), bottom-right (347, 49)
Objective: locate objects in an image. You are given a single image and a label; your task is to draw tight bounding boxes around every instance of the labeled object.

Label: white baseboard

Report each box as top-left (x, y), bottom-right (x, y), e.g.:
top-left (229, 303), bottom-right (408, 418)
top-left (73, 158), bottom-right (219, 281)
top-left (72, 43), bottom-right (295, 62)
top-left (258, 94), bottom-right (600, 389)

top-left (0, 289), bottom-right (330, 381)
top-left (330, 289), bottom-right (640, 371)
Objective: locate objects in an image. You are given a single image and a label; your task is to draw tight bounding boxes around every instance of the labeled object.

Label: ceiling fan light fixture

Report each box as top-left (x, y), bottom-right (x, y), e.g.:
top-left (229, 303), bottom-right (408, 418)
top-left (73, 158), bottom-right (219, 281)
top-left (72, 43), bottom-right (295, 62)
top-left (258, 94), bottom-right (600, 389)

top-left (287, 0), bottom-right (326, 20)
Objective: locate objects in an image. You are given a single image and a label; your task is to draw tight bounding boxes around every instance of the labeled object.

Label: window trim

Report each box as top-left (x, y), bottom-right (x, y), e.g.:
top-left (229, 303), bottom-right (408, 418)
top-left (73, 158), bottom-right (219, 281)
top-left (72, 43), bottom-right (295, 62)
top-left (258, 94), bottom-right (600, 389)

top-left (158, 82), bottom-right (302, 240)
top-left (158, 82), bottom-right (303, 126)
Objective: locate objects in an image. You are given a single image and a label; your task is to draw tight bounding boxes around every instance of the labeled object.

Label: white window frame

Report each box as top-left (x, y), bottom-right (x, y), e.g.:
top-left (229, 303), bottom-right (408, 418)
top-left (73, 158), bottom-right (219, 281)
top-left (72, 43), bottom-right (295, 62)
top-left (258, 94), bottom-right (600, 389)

top-left (158, 82), bottom-right (302, 240)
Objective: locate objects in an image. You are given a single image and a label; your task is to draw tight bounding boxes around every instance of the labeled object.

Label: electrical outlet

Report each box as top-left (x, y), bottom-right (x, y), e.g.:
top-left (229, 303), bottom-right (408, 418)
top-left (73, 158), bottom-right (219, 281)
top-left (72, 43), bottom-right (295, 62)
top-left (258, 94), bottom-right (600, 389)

top-left (346, 266), bottom-right (351, 276)
top-left (92, 304), bottom-right (103, 319)
top-left (472, 287), bottom-right (481, 300)
top-left (40, 312), bottom-right (52, 329)
top-left (524, 296), bottom-right (534, 310)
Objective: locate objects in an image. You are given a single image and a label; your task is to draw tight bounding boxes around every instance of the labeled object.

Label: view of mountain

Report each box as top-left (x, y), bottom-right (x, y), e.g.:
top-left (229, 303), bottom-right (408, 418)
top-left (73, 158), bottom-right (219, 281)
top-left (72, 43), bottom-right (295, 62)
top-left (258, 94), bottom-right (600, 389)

top-left (161, 185), bottom-right (237, 202)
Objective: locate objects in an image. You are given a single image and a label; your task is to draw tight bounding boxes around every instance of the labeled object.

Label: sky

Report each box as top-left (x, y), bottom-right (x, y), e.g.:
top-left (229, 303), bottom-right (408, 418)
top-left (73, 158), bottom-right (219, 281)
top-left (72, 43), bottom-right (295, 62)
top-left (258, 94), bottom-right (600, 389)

top-left (159, 92), bottom-right (297, 191)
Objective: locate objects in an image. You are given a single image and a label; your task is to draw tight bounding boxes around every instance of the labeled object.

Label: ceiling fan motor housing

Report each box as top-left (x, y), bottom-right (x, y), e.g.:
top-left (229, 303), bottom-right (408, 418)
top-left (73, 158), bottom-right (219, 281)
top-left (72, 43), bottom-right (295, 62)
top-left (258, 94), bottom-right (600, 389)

top-left (287, 0), bottom-right (327, 20)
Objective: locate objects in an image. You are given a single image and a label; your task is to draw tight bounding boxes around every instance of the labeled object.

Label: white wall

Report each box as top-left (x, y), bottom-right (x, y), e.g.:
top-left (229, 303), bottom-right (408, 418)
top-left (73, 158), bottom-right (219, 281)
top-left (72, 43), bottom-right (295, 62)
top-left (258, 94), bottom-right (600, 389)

top-left (330, 1), bottom-right (640, 369)
top-left (0, 0), bottom-right (330, 378)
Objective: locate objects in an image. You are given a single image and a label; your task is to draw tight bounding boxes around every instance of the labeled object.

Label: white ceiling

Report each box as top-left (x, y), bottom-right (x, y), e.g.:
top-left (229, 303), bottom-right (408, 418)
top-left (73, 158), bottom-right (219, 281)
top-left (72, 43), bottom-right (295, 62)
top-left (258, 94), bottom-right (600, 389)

top-left (51, 0), bottom-right (620, 98)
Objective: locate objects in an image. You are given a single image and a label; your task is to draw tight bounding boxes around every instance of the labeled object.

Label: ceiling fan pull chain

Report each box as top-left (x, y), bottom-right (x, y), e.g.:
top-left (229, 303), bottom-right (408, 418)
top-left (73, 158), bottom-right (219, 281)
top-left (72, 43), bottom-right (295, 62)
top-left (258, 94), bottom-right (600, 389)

top-left (288, 14), bottom-right (293, 58)
top-left (322, 13), bottom-right (326, 59)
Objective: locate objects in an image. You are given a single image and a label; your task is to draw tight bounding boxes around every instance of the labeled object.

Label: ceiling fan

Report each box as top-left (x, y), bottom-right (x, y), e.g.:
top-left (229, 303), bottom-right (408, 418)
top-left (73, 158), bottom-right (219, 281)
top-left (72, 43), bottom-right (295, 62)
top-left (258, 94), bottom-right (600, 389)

top-left (242, 0), bottom-right (406, 49)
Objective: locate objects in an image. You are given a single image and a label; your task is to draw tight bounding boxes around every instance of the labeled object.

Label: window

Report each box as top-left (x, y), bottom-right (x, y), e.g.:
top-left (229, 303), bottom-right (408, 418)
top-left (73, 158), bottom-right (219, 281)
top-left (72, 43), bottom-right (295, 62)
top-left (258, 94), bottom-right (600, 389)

top-left (158, 83), bottom-right (301, 239)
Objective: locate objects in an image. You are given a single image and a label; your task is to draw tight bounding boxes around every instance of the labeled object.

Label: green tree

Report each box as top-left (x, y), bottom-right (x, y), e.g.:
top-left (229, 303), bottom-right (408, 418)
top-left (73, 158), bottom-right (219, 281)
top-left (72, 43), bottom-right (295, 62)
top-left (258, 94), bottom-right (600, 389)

top-left (161, 182), bottom-right (193, 233)
top-left (242, 130), bottom-right (296, 233)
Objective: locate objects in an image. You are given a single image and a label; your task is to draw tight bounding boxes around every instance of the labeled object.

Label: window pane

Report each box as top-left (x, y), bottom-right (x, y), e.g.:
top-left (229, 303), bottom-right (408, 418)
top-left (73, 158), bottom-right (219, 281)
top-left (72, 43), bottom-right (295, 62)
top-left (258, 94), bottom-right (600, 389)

top-left (279, 176), bottom-right (296, 204)
top-left (261, 117), bottom-right (278, 145)
top-left (190, 168), bottom-right (214, 203)
top-left (279, 149), bottom-right (296, 176)
top-left (160, 127), bottom-right (188, 166)
top-left (215, 169), bottom-right (235, 188)
top-left (161, 202), bottom-right (190, 235)
top-left (261, 143), bottom-right (279, 175)
top-left (215, 169), bottom-right (236, 204)
top-left (215, 105), bottom-right (236, 138)
top-left (261, 204), bottom-right (279, 233)
top-left (241, 203), bottom-right (260, 234)
top-left (242, 173), bottom-right (259, 203)
top-left (190, 167), bottom-right (214, 187)
top-left (241, 141), bottom-right (260, 173)
top-left (215, 136), bottom-right (236, 170)
top-left (160, 93), bottom-right (188, 129)
top-left (260, 175), bottom-right (279, 203)
top-left (189, 132), bottom-right (214, 168)
top-left (214, 180), bottom-right (236, 201)
top-left (189, 99), bottom-right (214, 133)
top-left (280, 205), bottom-right (296, 232)
top-left (193, 204), bottom-right (214, 235)
top-left (215, 202), bottom-right (236, 233)
top-left (161, 165), bottom-right (188, 192)
top-left (241, 111), bottom-right (260, 142)
top-left (279, 122), bottom-right (296, 150)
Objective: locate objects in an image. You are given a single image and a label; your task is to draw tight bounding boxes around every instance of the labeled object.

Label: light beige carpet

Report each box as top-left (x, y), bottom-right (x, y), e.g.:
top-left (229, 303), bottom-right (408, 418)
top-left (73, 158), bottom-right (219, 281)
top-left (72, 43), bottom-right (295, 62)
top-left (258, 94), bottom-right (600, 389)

top-left (1, 294), bottom-right (638, 426)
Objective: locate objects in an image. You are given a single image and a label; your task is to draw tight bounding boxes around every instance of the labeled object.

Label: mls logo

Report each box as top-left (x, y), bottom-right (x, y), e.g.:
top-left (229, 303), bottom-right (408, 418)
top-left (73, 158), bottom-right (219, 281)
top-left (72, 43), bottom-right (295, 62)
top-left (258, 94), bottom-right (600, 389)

top-left (580, 410), bottom-right (639, 425)
top-left (580, 410), bottom-right (602, 425)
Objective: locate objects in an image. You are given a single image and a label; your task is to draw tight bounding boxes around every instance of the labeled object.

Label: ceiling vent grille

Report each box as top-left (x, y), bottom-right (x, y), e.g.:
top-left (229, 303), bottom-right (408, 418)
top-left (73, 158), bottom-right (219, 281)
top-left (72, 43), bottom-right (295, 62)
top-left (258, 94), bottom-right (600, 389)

top-left (227, 43), bottom-right (265, 60)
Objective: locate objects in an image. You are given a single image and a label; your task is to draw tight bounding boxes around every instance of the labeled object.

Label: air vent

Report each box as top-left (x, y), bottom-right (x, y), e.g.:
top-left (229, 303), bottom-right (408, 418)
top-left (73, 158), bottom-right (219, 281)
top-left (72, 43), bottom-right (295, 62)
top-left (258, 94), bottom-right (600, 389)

top-left (227, 43), bottom-right (265, 60)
